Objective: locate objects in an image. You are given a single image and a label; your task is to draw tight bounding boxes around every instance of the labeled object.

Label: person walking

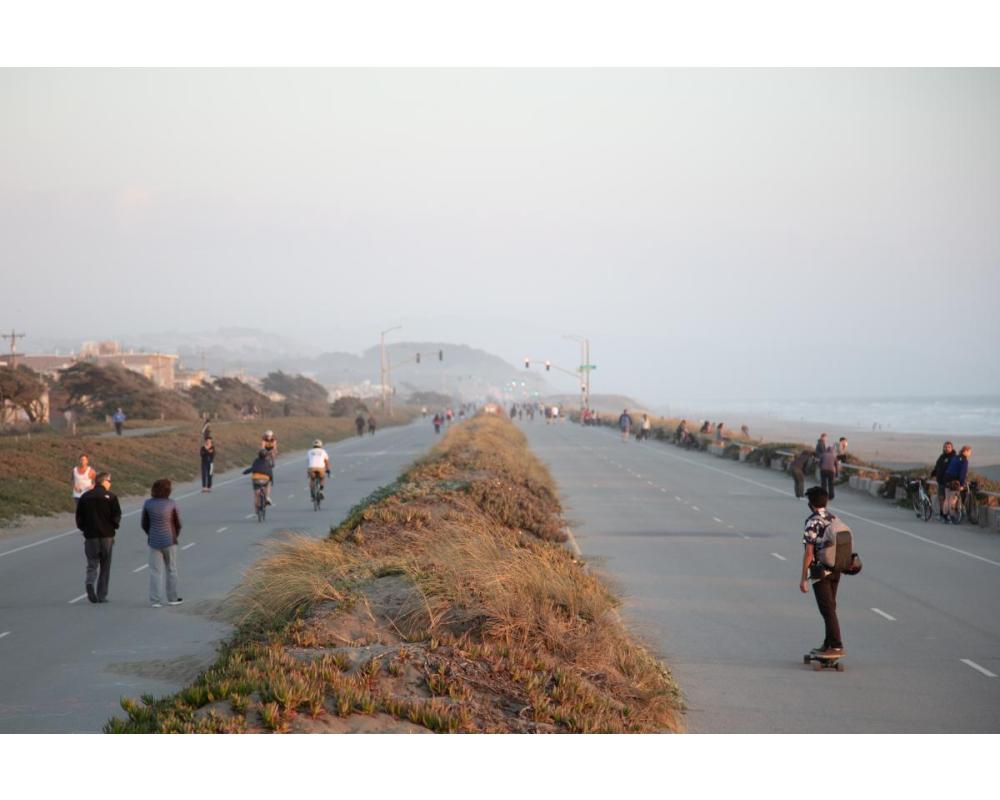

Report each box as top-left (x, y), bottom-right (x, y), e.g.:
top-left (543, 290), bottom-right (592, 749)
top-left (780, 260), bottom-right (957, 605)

top-left (200, 437), bottom-right (215, 492)
top-left (72, 453), bottom-right (96, 506)
top-left (112, 407), bottom-right (126, 436)
top-left (799, 487), bottom-right (844, 658)
top-left (837, 437), bottom-right (849, 463)
top-left (75, 472), bottom-right (121, 603)
top-left (367, 414), bottom-right (376, 436)
top-left (355, 413), bottom-right (366, 437)
top-left (789, 450), bottom-right (812, 499)
top-left (141, 479), bottom-right (183, 608)
top-left (930, 441), bottom-right (956, 519)
top-left (640, 414), bottom-right (652, 442)
top-left (618, 409), bottom-right (633, 442)
top-left (819, 446), bottom-right (840, 500)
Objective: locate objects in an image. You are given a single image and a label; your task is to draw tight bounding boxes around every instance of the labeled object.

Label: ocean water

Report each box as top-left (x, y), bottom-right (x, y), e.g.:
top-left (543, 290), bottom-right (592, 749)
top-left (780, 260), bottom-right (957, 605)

top-left (671, 396), bottom-right (1000, 437)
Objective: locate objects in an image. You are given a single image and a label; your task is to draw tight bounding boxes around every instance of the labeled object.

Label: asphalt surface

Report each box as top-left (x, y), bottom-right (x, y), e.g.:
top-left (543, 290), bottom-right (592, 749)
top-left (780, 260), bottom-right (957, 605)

top-left (0, 421), bottom-right (436, 733)
top-left (521, 420), bottom-right (1000, 733)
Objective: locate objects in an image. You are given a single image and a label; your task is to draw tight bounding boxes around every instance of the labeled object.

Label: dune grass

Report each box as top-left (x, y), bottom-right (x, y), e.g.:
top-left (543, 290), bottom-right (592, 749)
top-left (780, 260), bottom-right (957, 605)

top-left (105, 414), bottom-right (683, 734)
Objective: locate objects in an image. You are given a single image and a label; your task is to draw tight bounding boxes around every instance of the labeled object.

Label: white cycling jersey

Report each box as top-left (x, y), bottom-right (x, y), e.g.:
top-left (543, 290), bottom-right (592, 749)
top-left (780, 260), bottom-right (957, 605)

top-left (307, 448), bottom-right (330, 470)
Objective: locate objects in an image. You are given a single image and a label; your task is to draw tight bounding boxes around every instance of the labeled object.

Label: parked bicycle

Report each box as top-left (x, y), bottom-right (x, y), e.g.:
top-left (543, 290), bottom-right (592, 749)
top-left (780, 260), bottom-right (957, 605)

top-left (907, 476), bottom-right (934, 522)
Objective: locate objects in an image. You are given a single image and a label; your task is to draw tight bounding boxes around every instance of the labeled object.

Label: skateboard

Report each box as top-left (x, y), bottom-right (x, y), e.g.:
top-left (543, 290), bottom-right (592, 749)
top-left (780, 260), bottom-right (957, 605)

top-left (803, 652), bottom-right (845, 672)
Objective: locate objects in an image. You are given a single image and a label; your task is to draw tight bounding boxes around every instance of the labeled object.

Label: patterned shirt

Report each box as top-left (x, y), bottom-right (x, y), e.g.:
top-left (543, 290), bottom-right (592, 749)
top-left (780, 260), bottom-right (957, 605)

top-left (803, 509), bottom-right (832, 553)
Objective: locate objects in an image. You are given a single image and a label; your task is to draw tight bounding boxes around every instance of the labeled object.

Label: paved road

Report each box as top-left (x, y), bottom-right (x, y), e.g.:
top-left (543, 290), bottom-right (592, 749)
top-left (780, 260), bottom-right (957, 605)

top-left (521, 421), bottom-right (1000, 733)
top-left (0, 421), bottom-right (436, 733)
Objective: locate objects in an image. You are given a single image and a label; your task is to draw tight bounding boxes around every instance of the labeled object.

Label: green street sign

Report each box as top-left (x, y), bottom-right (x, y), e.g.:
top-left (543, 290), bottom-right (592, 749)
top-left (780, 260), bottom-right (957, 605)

top-left (579, 364), bottom-right (597, 371)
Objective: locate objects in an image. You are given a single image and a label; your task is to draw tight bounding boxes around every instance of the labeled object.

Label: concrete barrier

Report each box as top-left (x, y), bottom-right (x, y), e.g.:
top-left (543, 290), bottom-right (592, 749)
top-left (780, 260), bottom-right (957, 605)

top-left (868, 480), bottom-right (885, 497)
top-left (707, 443), bottom-right (726, 458)
top-left (738, 446), bottom-right (753, 462)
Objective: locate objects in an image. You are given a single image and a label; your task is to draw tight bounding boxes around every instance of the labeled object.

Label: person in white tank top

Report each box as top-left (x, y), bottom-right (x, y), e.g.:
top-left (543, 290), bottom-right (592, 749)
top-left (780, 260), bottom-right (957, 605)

top-left (73, 454), bottom-right (97, 504)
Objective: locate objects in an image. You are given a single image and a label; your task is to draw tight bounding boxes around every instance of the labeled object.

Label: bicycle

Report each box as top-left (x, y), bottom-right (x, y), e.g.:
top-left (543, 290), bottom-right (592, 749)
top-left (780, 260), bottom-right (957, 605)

top-left (943, 481), bottom-right (964, 525)
top-left (253, 479), bottom-right (269, 522)
top-left (907, 476), bottom-right (933, 522)
top-left (966, 480), bottom-right (980, 525)
top-left (309, 471), bottom-right (326, 512)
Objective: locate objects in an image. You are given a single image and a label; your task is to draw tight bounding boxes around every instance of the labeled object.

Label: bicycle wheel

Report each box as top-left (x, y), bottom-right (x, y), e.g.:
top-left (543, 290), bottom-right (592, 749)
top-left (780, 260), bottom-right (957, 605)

top-left (968, 493), bottom-right (979, 525)
top-left (947, 495), bottom-right (962, 525)
top-left (921, 497), bottom-right (933, 522)
top-left (912, 491), bottom-right (924, 518)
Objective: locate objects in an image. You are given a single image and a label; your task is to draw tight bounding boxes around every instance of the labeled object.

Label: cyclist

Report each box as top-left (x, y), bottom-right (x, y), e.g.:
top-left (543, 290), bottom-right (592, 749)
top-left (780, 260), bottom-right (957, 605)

top-left (942, 445), bottom-right (973, 523)
top-left (306, 439), bottom-right (331, 500)
top-left (242, 449), bottom-right (274, 509)
top-left (930, 441), bottom-right (955, 520)
top-left (261, 429), bottom-right (278, 505)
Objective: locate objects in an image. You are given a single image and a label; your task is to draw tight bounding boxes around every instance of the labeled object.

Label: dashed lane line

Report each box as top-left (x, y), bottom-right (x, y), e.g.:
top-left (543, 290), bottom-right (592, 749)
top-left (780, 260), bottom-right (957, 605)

top-left (691, 506), bottom-right (700, 512)
top-left (181, 542), bottom-right (196, 551)
top-left (646, 446), bottom-right (1000, 569)
top-left (771, 553), bottom-right (787, 561)
top-left (675, 496), bottom-right (683, 502)
top-left (712, 517), bottom-right (723, 524)
top-left (871, 608), bottom-right (896, 621)
top-left (133, 564), bottom-right (148, 573)
top-left (245, 513), bottom-right (255, 519)
top-left (216, 527), bottom-right (228, 533)
top-left (68, 594), bottom-right (88, 604)
top-left (961, 659), bottom-right (997, 678)
top-left (0, 631), bottom-right (10, 640)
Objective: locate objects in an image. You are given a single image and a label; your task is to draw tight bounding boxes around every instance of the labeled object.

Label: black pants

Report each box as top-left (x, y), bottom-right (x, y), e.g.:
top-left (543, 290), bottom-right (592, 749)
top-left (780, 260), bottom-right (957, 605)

top-left (812, 572), bottom-right (842, 649)
top-left (792, 469), bottom-right (805, 498)
top-left (114, 422), bottom-right (123, 435)
top-left (821, 470), bottom-right (836, 500)
top-left (84, 537), bottom-right (114, 600)
top-left (201, 459), bottom-right (213, 489)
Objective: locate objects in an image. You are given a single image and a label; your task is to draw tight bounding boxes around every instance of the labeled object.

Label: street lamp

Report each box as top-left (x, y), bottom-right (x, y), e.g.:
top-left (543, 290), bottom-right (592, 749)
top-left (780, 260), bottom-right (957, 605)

top-left (563, 334), bottom-right (591, 415)
top-left (380, 325), bottom-right (402, 416)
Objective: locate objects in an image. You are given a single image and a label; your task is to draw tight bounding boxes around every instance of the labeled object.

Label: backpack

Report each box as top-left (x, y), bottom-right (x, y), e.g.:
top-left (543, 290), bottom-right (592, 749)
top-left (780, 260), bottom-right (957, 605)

top-left (817, 514), bottom-right (862, 575)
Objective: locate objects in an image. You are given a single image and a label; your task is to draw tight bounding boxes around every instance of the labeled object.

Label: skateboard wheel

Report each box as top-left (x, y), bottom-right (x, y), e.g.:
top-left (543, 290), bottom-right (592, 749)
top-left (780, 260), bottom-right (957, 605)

top-left (812, 661), bottom-right (822, 671)
top-left (803, 655), bottom-right (811, 665)
top-left (835, 662), bottom-right (844, 672)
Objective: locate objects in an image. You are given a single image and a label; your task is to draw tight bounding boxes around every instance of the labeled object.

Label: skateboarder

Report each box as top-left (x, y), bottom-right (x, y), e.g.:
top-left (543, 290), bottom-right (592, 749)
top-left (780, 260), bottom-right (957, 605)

top-left (799, 486), bottom-right (844, 659)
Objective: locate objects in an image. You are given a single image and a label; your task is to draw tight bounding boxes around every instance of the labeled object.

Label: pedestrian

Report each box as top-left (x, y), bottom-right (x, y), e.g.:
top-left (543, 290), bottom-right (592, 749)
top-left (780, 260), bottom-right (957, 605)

top-left (741, 424), bottom-right (750, 438)
top-left (837, 437), bottom-right (849, 463)
top-left (112, 407), bottom-right (126, 436)
top-left (367, 414), bottom-right (376, 436)
top-left (640, 413), bottom-right (652, 441)
top-left (700, 420), bottom-right (710, 434)
top-left (433, 413), bottom-right (442, 434)
top-left (814, 432), bottom-right (829, 458)
top-left (618, 409), bottom-right (633, 442)
top-left (799, 486), bottom-right (845, 658)
top-left (716, 422), bottom-right (725, 442)
top-left (789, 450), bottom-right (811, 499)
top-left (141, 479), bottom-right (183, 608)
top-left (942, 445), bottom-right (973, 523)
top-left (200, 436), bottom-right (215, 492)
top-left (355, 413), bottom-right (366, 437)
top-left (930, 441), bottom-right (955, 519)
top-left (819, 446), bottom-right (839, 500)
top-left (75, 471), bottom-right (121, 604)
top-left (72, 453), bottom-right (96, 506)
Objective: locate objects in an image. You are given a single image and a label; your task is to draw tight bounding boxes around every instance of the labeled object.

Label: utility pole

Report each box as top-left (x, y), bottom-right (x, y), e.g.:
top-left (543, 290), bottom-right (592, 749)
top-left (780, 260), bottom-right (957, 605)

top-left (379, 325), bottom-right (402, 417)
top-left (2, 329), bottom-right (26, 369)
top-left (564, 334), bottom-right (591, 415)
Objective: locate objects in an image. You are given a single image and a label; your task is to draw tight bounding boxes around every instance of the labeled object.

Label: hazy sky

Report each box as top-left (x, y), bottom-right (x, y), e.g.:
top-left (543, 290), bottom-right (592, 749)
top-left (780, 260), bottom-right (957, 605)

top-left (3, 69), bottom-right (998, 405)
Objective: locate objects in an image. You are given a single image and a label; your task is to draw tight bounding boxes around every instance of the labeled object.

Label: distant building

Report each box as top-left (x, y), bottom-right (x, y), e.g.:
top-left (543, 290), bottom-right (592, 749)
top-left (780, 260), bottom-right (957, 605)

top-left (15, 340), bottom-right (179, 389)
top-left (174, 368), bottom-right (209, 390)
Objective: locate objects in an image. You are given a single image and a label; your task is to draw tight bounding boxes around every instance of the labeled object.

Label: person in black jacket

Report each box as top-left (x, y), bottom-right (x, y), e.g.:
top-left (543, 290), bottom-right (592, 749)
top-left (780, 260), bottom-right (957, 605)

top-left (930, 441), bottom-right (955, 519)
top-left (200, 437), bottom-right (215, 492)
top-left (75, 472), bottom-right (122, 603)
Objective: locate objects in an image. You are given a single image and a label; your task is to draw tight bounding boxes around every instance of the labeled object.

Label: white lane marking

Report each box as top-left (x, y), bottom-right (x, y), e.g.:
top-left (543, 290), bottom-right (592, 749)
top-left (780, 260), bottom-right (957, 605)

top-left (68, 594), bottom-right (88, 604)
top-left (0, 631), bottom-right (10, 639)
top-left (647, 480), bottom-right (655, 486)
top-left (871, 608), bottom-right (896, 621)
top-left (961, 659), bottom-right (997, 678)
top-left (691, 506), bottom-right (700, 512)
top-left (181, 542), bottom-right (195, 551)
top-left (648, 447), bottom-right (1000, 568)
top-left (133, 564), bottom-right (148, 573)
top-left (216, 527), bottom-right (228, 533)
top-left (712, 517), bottom-right (723, 524)
top-left (245, 513), bottom-right (255, 519)
top-left (660, 488), bottom-right (667, 493)
top-left (288, 494), bottom-right (295, 499)
top-left (740, 533), bottom-right (751, 540)
top-left (727, 524), bottom-right (735, 529)
top-left (675, 496), bottom-right (683, 502)
top-left (770, 552), bottom-right (787, 561)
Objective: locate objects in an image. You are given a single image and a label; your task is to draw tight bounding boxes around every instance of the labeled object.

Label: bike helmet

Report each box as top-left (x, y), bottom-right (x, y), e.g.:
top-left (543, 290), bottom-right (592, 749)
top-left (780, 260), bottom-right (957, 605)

top-left (264, 430), bottom-right (274, 439)
top-left (313, 439), bottom-right (323, 447)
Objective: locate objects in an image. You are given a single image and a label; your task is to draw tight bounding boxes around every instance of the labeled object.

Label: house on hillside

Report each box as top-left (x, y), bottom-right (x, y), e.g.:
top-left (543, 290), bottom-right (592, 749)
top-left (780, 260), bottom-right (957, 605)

top-left (19, 341), bottom-right (179, 389)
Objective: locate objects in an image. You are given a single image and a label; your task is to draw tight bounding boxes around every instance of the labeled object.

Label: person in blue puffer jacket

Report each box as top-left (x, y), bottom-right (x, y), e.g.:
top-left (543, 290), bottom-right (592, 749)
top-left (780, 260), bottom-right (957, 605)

top-left (141, 479), bottom-right (183, 608)
top-left (944, 445), bottom-right (972, 488)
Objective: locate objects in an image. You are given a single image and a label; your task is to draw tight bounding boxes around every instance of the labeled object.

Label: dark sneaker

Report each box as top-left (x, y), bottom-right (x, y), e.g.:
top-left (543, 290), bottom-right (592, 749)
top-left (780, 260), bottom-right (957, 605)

top-left (86, 584), bottom-right (98, 603)
top-left (168, 598), bottom-right (184, 606)
top-left (98, 597), bottom-right (108, 603)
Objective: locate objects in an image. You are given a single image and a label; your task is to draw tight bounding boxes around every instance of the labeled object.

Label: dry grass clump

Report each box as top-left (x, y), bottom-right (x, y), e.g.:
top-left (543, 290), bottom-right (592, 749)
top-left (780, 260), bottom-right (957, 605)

top-left (106, 414), bottom-right (683, 734)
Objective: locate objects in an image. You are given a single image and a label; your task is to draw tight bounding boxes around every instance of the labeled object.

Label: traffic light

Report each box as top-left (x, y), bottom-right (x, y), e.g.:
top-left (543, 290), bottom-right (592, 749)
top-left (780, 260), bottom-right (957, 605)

top-left (524, 358), bottom-right (530, 369)
top-left (545, 361), bottom-right (551, 372)
top-left (438, 350), bottom-right (443, 361)
top-left (416, 353), bottom-right (421, 364)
